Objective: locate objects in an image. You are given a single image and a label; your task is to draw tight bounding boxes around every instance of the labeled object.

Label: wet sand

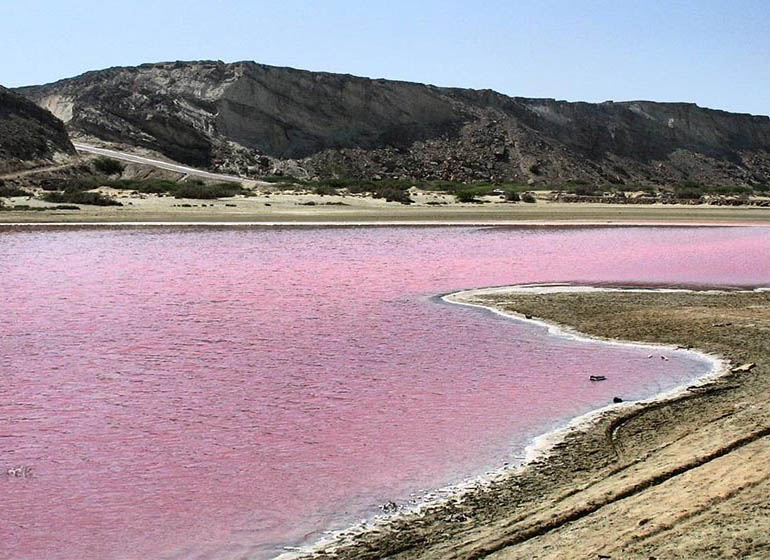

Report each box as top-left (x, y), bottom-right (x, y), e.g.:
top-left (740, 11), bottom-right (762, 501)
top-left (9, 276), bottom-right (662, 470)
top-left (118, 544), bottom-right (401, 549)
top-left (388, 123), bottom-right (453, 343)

top-left (291, 286), bottom-right (770, 560)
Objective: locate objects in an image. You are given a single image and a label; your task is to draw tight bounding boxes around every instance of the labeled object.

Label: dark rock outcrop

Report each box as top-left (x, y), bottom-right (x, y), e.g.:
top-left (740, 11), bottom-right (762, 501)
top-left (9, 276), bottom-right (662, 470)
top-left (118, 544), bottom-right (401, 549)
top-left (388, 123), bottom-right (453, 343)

top-left (0, 85), bottom-right (75, 174)
top-left (17, 61), bottom-right (770, 185)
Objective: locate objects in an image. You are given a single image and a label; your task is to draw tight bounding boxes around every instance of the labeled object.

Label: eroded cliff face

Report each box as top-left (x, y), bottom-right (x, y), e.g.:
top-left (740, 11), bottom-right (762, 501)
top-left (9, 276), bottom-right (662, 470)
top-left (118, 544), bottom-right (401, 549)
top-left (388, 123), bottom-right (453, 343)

top-left (17, 61), bottom-right (770, 185)
top-left (0, 85), bottom-right (75, 174)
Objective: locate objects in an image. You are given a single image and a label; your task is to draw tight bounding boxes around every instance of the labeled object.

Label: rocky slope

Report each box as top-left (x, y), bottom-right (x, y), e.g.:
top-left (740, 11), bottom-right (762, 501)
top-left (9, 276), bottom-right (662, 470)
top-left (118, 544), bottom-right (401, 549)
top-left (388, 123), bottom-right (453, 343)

top-left (0, 85), bottom-right (75, 174)
top-left (17, 61), bottom-right (770, 186)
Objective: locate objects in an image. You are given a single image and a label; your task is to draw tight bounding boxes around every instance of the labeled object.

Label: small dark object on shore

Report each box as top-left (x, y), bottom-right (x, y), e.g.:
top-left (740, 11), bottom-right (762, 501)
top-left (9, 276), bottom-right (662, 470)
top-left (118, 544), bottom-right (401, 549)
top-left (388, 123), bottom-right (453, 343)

top-left (613, 397), bottom-right (623, 403)
top-left (525, 314), bottom-right (533, 319)
top-left (590, 375), bottom-right (607, 382)
top-left (380, 501), bottom-right (398, 514)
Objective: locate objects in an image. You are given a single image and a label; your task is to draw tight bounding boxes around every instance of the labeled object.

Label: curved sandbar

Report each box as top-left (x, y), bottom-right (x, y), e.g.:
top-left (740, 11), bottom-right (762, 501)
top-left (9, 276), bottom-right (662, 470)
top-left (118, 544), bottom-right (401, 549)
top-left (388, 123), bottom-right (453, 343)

top-left (443, 285), bottom-right (728, 463)
top-left (293, 284), bottom-right (770, 560)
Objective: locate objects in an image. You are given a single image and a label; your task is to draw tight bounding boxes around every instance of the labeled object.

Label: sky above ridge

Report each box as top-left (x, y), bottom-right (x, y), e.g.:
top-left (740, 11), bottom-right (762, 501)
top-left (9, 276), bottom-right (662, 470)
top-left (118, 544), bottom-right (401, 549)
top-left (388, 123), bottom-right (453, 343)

top-left (2, 0), bottom-right (768, 116)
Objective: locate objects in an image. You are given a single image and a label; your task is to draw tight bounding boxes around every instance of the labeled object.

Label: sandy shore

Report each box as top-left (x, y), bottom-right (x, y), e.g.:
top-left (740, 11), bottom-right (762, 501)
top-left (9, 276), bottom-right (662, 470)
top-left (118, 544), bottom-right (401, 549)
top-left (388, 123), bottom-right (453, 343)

top-left (289, 285), bottom-right (770, 560)
top-left (2, 189), bottom-right (770, 224)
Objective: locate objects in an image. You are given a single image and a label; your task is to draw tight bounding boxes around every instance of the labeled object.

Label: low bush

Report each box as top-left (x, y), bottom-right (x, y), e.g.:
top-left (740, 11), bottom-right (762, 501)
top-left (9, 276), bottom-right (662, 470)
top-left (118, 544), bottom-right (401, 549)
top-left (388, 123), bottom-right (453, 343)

top-left (0, 184), bottom-right (32, 197)
top-left (42, 191), bottom-right (123, 206)
top-left (674, 188), bottom-right (703, 200)
top-left (130, 180), bottom-right (180, 194)
top-left (92, 156), bottom-right (125, 175)
top-left (455, 190), bottom-right (479, 203)
top-left (673, 183), bottom-right (754, 199)
top-left (172, 181), bottom-right (245, 199)
top-left (37, 177), bottom-right (246, 199)
top-left (572, 185), bottom-right (600, 196)
top-left (374, 186), bottom-right (413, 204)
top-left (420, 180), bottom-right (455, 192)
top-left (521, 192), bottom-right (537, 203)
top-left (261, 175), bottom-right (302, 184)
top-left (708, 185), bottom-right (752, 196)
top-left (315, 177), bottom-right (360, 189)
top-left (313, 185), bottom-right (339, 196)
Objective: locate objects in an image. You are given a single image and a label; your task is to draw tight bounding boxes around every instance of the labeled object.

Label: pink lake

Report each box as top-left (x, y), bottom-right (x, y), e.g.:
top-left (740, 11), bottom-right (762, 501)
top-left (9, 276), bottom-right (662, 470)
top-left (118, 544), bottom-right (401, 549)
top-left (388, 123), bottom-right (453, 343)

top-left (1, 224), bottom-right (769, 559)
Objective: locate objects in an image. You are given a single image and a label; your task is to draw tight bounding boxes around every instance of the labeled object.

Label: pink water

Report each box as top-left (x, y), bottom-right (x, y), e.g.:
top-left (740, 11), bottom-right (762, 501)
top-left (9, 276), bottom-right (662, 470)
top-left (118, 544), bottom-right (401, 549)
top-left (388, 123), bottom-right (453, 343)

top-left (1, 225), bottom-right (768, 560)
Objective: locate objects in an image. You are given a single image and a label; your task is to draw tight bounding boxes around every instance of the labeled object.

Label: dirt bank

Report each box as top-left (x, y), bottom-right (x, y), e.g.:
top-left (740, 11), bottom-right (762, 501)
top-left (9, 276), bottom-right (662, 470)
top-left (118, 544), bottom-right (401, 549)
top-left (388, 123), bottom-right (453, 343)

top-left (293, 287), bottom-right (770, 560)
top-left (2, 194), bottom-right (770, 224)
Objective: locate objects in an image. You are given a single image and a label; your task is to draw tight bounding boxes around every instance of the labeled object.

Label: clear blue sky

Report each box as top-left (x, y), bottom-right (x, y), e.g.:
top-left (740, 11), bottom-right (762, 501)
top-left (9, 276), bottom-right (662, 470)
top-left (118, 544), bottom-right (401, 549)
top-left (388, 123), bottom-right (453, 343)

top-left (2, 0), bottom-right (768, 115)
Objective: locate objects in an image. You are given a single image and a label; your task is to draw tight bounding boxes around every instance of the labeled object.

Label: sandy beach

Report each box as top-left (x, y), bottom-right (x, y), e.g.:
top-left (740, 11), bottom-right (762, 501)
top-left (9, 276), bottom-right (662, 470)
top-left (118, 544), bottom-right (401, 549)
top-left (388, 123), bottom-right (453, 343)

top-left (289, 285), bottom-right (770, 560)
top-left (2, 188), bottom-right (770, 224)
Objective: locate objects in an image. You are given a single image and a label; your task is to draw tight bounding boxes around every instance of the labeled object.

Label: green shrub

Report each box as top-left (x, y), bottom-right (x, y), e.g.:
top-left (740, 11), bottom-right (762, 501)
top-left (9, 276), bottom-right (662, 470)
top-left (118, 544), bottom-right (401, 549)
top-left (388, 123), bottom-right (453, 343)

top-left (572, 185), bottom-right (600, 196)
top-left (420, 180), bottom-right (465, 192)
top-left (672, 182), bottom-right (754, 199)
top-left (274, 181), bottom-right (303, 191)
top-left (346, 180), bottom-right (378, 194)
top-left (314, 185), bottom-right (339, 196)
top-left (38, 177), bottom-right (246, 199)
top-left (504, 191), bottom-right (520, 202)
top-left (261, 175), bottom-right (300, 184)
top-left (674, 188), bottom-right (703, 200)
top-left (708, 185), bottom-right (752, 196)
top-left (0, 184), bottom-right (32, 197)
top-left (374, 186), bottom-right (413, 204)
top-left (173, 182), bottom-right (245, 199)
top-left (455, 190), bottom-right (478, 203)
top-left (316, 178), bottom-right (356, 189)
top-left (92, 156), bottom-right (125, 175)
top-left (42, 191), bottom-right (123, 206)
top-left (130, 180), bottom-right (180, 194)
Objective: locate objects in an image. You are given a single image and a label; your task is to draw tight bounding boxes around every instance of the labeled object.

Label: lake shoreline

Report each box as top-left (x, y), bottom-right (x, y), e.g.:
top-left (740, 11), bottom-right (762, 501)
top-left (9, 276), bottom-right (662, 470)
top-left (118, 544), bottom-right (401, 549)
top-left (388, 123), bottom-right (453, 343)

top-left (289, 285), bottom-right (770, 560)
top-left (2, 198), bottom-right (770, 225)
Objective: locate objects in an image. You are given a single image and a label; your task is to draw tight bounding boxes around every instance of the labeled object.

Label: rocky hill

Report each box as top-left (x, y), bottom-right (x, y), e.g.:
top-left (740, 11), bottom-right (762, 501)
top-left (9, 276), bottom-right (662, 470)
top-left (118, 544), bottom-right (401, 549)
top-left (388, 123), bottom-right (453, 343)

top-left (17, 61), bottom-right (770, 186)
top-left (0, 85), bottom-right (75, 174)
